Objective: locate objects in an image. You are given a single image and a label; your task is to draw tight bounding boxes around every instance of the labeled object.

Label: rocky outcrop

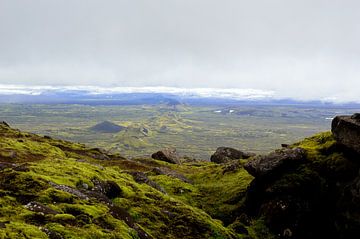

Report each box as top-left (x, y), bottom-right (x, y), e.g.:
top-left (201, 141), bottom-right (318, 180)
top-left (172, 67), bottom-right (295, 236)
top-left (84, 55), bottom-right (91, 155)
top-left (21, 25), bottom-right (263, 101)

top-left (332, 113), bottom-right (360, 154)
top-left (210, 147), bottom-right (255, 164)
top-left (25, 201), bottom-right (59, 215)
top-left (151, 148), bottom-right (180, 164)
top-left (91, 178), bottom-right (123, 199)
top-left (239, 129), bottom-right (360, 239)
top-left (244, 147), bottom-right (306, 178)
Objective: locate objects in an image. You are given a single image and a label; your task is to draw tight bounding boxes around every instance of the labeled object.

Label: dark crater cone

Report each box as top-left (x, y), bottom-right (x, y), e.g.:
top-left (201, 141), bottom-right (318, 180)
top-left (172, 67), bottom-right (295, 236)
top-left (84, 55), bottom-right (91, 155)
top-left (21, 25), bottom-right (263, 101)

top-left (90, 121), bottom-right (126, 133)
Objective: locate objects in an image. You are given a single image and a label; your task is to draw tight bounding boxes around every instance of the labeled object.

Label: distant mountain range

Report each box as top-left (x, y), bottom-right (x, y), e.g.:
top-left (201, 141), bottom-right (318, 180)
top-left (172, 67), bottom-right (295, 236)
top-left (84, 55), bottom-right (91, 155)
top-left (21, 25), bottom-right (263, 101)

top-left (0, 85), bottom-right (359, 107)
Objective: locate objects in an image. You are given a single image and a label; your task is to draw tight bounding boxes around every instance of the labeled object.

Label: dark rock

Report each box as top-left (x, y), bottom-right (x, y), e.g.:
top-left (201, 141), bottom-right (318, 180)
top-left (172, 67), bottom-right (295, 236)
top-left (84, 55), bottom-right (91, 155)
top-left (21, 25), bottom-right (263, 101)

top-left (0, 162), bottom-right (16, 170)
top-left (222, 161), bottom-right (242, 174)
top-left (244, 147), bottom-right (306, 178)
top-left (76, 214), bottom-right (92, 225)
top-left (108, 204), bottom-right (153, 239)
top-left (281, 144), bottom-right (290, 148)
top-left (1, 121), bottom-right (9, 127)
top-left (351, 113), bottom-right (360, 120)
top-left (49, 182), bottom-right (89, 200)
top-left (152, 167), bottom-right (166, 175)
top-left (13, 163), bottom-right (30, 172)
top-left (332, 114), bottom-right (360, 154)
top-left (91, 152), bottom-right (110, 160)
top-left (24, 202), bottom-right (59, 215)
top-left (129, 171), bottom-right (166, 194)
top-left (93, 216), bottom-right (116, 230)
top-left (210, 147), bottom-right (255, 164)
top-left (41, 228), bottom-right (64, 239)
top-left (92, 178), bottom-right (123, 199)
top-left (0, 221), bottom-right (9, 228)
top-left (336, 171), bottom-right (360, 237)
top-left (151, 148), bottom-right (180, 164)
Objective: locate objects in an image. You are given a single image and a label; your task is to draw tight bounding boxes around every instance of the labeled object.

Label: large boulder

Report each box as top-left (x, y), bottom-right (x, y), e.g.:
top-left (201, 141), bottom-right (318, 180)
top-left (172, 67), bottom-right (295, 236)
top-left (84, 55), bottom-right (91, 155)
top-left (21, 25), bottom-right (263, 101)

top-left (332, 113), bottom-right (360, 154)
top-left (210, 147), bottom-right (255, 164)
top-left (151, 148), bottom-right (180, 164)
top-left (244, 147), bottom-right (306, 178)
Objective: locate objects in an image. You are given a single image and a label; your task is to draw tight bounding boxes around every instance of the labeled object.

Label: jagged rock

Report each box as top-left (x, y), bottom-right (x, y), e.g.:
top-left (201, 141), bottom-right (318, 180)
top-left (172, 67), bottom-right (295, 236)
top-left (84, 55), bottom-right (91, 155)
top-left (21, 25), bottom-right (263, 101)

top-left (244, 147), bottom-right (306, 178)
top-left (25, 202), bottom-right (59, 215)
top-left (332, 114), bottom-right (360, 154)
top-left (49, 182), bottom-right (89, 200)
top-left (91, 178), bottom-right (123, 199)
top-left (151, 148), bottom-right (180, 164)
top-left (210, 147), bottom-right (255, 164)
top-left (1, 121), bottom-right (9, 127)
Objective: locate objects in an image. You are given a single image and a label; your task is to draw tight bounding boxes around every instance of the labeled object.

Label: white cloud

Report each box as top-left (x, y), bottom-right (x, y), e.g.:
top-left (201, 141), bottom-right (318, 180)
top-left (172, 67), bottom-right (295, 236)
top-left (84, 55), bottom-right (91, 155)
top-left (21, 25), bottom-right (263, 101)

top-left (0, 84), bottom-right (274, 100)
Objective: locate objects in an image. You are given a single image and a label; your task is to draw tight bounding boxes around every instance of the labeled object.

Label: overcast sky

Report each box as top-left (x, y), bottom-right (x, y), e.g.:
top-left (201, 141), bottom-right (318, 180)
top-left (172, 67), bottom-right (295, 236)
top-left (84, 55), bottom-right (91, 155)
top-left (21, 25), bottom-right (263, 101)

top-left (0, 0), bottom-right (359, 101)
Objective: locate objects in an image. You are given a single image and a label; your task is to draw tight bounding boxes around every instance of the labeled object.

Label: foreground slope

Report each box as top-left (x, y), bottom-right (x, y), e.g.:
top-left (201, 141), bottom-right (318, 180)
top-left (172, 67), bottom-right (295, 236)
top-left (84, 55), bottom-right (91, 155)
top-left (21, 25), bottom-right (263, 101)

top-left (2, 114), bottom-right (360, 239)
top-left (0, 122), bottom-right (238, 239)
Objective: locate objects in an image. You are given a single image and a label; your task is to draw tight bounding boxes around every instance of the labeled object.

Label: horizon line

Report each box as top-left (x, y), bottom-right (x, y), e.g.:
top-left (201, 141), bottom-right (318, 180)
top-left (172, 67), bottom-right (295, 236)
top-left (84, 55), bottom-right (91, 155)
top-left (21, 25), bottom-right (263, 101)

top-left (0, 84), bottom-right (357, 104)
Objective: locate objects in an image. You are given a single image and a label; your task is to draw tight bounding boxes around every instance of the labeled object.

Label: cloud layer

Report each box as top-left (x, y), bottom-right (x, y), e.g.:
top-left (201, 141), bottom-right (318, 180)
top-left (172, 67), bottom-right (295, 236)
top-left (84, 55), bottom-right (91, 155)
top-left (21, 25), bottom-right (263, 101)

top-left (0, 1), bottom-right (359, 102)
top-left (0, 84), bottom-right (275, 100)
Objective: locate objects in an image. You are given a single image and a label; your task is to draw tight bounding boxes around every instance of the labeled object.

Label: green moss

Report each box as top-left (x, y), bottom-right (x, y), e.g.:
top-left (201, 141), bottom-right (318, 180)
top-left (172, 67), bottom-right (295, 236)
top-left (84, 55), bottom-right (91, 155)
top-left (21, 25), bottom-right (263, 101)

top-left (160, 162), bottom-right (253, 223)
top-left (0, 125), bottom-right (240, 238)
top-left (0, 221), bottom-right (47, 239)
top-left (149, 174), bottom-right (200, 205)
top-left (53, 213), bottom-right (76, 224)
top-left (246, 219), bottom-right (277, 239)
top-left (292, 131), bottom-right (336, 159)
top-left (292, 131), bottom-right (358, 180)
top-left (38, 188), bottom-right (75, 204)
top-left (59, 203), bottom-right (108, 218)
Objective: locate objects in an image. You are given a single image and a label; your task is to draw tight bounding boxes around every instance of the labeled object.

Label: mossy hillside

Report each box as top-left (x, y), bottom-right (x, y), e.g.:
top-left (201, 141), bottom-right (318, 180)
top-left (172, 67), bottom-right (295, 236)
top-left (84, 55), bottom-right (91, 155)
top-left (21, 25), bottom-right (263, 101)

top-left (2, 123), bottom-right (352, 239)
top-left (0, 123), bottom-right (239, 239)
top-left (147, 160), bottom-right (254, 225)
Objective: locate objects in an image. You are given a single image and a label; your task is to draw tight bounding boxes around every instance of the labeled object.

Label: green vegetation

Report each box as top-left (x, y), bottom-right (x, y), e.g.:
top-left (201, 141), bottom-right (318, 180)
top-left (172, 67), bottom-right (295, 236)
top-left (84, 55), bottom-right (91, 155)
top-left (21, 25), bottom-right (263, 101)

top-left (0, 123), bottom-right (244, 238)
top-left (2, 105), bottom-right (360, 238)
top-left (1, 103), bottom-right (355, 159)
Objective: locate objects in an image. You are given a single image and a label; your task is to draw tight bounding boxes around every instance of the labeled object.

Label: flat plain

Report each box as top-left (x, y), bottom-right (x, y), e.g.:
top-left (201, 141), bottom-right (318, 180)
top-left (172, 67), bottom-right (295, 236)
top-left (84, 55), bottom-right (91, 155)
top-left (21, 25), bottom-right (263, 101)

top-left (0, 103), bottom-right (358, 159)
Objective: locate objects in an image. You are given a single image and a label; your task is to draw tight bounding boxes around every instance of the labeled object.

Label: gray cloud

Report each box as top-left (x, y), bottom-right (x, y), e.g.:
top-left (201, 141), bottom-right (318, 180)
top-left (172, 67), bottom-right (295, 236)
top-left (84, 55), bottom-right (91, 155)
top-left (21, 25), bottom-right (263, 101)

top-left (0, 0), bottom-right (359, 101)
